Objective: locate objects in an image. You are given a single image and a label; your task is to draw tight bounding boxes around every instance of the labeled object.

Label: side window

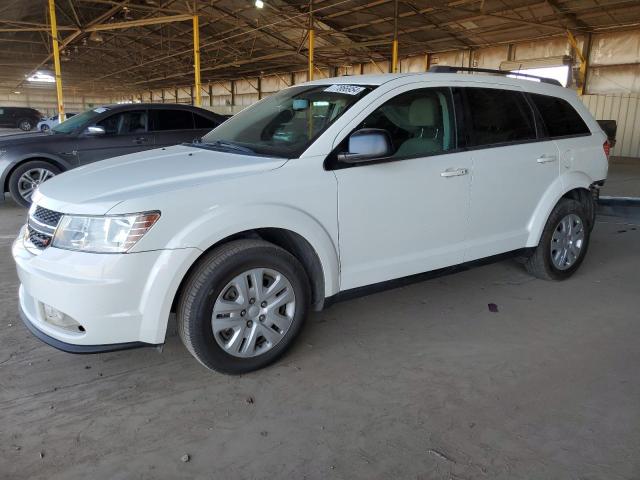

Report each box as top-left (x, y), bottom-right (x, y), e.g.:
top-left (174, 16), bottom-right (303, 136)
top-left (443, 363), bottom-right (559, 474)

top-left (150, 109), bottom-right (194, 131)
top-left (97, 110), bottom-right (147, 135)
top-left (465, 88), bottom-right (536, 147)
top-left (356, 87), bottom-right (456, 158)
top-left (194, 113), bottom-right (218, 129)
top-left (529, 94), bottom-right (590, 138)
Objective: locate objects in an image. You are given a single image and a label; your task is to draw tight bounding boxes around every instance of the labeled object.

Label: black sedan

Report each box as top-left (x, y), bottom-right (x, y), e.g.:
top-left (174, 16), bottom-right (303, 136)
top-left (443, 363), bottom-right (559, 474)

top-left (0, 103), bottom-right (227, 207)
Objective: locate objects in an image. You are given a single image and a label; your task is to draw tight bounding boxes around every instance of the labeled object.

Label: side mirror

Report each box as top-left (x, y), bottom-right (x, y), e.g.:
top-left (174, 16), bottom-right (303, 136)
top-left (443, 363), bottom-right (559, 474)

top-left (84, 125), bottom-right (106, 136)
top-left (337, 128), bottom-right (393, 164)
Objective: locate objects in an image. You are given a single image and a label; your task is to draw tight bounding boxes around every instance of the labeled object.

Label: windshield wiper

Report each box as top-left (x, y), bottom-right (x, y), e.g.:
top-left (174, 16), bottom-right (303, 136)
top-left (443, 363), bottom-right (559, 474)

top-left (192, 139), bottom-right (256, 154)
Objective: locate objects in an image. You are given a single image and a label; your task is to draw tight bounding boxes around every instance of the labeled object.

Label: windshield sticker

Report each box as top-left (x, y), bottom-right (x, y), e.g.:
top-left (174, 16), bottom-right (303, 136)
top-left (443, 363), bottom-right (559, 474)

top-left (93, 107), bottom-right (109, 113)
top-left (323, 84), bottom-right (366, 95)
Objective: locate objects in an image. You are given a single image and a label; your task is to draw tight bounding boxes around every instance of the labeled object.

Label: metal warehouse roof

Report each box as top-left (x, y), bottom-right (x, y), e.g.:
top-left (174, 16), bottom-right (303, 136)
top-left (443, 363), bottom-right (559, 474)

top-left (1, 0), bottom-right (639, 91)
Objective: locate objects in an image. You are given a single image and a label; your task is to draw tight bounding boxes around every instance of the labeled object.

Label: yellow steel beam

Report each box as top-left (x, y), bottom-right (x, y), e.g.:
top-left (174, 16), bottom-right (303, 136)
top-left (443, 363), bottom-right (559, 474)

top-left (391, 0), bottom-right (399, 73)
top-left (308, 29), bottom-right (315, 81)
top-left (48, 0), bottom-right (65, 122)
top-left (308, 1), bottom-right (314, 81)
top-left (193, 15), bottom-right (202, 107)
top-left (567, 30), bottom-right (586, 95)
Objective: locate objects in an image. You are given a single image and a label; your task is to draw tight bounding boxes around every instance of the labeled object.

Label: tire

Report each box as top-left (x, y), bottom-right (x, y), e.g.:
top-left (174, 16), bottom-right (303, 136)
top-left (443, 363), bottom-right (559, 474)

top-left (8, 160), bottom-right (61, 208)
top-left (40, 124), bottom-right (50, 132)
top-left (18, 118), bottom-right (34, 131)
top-left (524, 198), bottom-right (591, 280)
top-left (177, 239), bottom-right (311, 374)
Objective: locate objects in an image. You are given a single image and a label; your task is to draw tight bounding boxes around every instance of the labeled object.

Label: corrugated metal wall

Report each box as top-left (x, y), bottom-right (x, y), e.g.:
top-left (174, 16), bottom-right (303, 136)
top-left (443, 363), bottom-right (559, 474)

top-left (581, 94), bottom-right (640, 158)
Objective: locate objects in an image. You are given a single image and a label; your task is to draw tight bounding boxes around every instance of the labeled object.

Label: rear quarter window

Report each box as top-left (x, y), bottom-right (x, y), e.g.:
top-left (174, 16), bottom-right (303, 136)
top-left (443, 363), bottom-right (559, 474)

top-left (529, 93), bottom-right (590, 138)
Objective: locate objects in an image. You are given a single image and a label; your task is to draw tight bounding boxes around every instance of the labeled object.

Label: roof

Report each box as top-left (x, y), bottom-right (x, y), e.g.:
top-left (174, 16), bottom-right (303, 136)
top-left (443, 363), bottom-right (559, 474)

top-left (1, 1), bottom-right (639, 92)
top-left (306, 71), bottom-right (570, 94)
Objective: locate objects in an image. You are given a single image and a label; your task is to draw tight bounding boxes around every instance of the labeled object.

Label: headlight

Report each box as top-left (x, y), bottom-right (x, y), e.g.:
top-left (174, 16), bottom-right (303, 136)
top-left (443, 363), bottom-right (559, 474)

top-left (52, 211), bottom-right (160, 253)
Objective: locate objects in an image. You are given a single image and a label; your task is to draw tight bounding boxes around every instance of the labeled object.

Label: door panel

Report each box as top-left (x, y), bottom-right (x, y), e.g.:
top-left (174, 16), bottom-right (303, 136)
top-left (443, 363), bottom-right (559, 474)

top-left (334, 87), bottom-right (471, 290)
top-left (78, 110), bottom-right (154, 164)
top-left (461, 87), bottom-right (560, 261)
top-left (336, 152), bottom-right (472, 290)
top-left (465, 141), bottom-right (560, 260)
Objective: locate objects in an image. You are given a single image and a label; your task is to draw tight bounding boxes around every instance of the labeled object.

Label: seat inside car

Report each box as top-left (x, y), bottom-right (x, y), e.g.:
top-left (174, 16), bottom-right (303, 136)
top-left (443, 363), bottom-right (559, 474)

top-left (395, 96), bottom-right (442, 157)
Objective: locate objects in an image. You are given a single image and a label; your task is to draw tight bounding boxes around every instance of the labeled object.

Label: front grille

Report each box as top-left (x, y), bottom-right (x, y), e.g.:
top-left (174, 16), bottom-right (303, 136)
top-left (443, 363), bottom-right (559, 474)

top-left (27, 226), bottom-right (52, 249)
top-left (33, 206), bottom-right (62, 227)
top-left (26, 205), bottom-right (62, 251)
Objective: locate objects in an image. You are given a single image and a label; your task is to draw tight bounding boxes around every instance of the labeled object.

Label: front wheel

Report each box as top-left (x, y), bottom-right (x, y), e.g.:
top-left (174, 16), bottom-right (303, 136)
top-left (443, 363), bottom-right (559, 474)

top-left (177, 239), bottom-right (310, 374)
top-left (524, 198), bottom-right (591, 280)
top-left (8, 160), bottom-right (61, 208)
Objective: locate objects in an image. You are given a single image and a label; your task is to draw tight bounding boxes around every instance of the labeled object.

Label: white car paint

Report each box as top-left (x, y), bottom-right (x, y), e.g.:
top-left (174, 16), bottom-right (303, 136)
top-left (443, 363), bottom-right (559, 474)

top-left (13, 72), bottom-right (608, 348)
top-left (36, 114), bottom-right (76, 132)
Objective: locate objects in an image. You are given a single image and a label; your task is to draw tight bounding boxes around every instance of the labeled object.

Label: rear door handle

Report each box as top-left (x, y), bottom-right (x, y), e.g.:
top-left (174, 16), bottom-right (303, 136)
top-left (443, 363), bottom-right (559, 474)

top-left (537, 154), bottom-right (557, 164)
top-left (133, 137), bottom-right (148, 144)
top-left (440, 168), bottom-right (468, 178)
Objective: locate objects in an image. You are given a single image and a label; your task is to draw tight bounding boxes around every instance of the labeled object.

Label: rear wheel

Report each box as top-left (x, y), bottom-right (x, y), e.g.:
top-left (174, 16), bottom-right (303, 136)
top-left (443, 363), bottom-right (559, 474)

top-left (18, 118), bottom-right (34, 131)
top-left (40, 124), bottom-right (50, 132)
top-left (177, 239), bottom-right (310, 374)
top-left (8, 160), bottom-right (61, 208)
top-left (524, 198), bottom-right (591, 280)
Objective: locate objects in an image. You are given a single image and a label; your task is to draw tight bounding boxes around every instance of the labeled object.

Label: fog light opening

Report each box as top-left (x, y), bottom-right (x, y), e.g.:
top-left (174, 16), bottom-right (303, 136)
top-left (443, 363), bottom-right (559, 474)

top-left (41, 303), bottom-right (83, 333)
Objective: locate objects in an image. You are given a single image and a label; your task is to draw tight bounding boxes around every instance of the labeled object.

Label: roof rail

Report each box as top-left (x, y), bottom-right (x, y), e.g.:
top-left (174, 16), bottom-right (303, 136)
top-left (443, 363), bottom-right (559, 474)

top-left (428, 65), bottom-right (562, 87)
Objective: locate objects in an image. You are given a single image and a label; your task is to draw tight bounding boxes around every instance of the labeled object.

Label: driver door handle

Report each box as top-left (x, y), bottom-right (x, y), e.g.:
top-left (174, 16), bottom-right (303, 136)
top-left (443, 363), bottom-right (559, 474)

top-left (537, 154), bottom-right (557, 164)
top-left (440, 168), bottom-right (468, 178)
top-left (133, 137), bottom-right (148, 144)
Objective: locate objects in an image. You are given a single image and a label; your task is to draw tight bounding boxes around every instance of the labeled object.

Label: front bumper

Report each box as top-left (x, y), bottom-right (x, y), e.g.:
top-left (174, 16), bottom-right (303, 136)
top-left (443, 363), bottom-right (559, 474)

top-left (13, 227), bottom-right (200, 350)
top-left (18, 294), bottom-right (156, 353)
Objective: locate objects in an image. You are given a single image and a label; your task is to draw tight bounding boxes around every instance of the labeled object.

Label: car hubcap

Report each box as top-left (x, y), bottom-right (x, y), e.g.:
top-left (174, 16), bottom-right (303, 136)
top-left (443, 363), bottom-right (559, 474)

top-left (550, 213), bottom-right (585, 270)
top-left (17, 168), bottom-right (55, 202)
top-left (212, 268), bottom-right (296, 358)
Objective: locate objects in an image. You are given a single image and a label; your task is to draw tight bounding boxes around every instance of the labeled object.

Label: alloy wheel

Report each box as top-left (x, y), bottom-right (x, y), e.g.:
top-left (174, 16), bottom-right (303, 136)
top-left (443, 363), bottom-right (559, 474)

top-left (17, 168), bottom-right (55, 203)
top-left (550, 213), bottom-right (585, 270)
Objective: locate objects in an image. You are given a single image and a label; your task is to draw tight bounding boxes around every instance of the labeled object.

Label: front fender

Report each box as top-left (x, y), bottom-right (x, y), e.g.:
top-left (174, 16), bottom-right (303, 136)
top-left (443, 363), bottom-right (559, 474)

top-left (135, 203), bottom-right (341, 298)
top-left (526, 171), bottom-right (594, 246)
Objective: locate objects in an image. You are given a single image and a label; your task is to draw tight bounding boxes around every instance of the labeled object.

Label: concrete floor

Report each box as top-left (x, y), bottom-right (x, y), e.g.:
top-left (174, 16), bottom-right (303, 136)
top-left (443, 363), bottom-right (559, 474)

top-left (1, 194), bottom-right (639, 480)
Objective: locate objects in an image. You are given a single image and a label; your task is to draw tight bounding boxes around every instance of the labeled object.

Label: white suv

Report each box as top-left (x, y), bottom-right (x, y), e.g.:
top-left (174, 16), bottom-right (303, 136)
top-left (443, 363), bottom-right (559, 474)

top-left (13, 70), bottom-right (608, 373)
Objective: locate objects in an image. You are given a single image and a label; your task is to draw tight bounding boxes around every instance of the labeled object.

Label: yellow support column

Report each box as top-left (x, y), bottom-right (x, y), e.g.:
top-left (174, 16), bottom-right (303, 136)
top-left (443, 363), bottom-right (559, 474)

top-left (193, 15), bottom-right (202, 107)
top-left (567, 30), bottom-right (586, 95)
top-left (308, 2), bottom-right (314, 81)
top-left (48, 0), bottom-right (65, 121)
top-left (391, 0), bottom-right (399, 73)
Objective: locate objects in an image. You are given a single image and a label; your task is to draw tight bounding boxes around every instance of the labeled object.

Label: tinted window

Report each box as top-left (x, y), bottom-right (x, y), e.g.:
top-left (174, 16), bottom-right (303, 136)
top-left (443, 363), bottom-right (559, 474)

top-left (529, 93), bottom-right (590, 138)
top-left (194, 113), bottom-right (218, 129)
top-left (150, 109), bottom-right (194, 131)
top-left (98, 110), bottom-right (147, 135)
top-left (355, 87), bottom-right (456, 158)
top-left (465, 88), bottom-right (536, 147)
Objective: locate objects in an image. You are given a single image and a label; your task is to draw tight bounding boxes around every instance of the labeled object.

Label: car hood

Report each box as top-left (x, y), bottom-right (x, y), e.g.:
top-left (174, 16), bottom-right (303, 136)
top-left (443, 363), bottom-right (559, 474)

top-left (35, 144), bottom-right (288, 214)
top-left (0, 131), bottom-right (64, 146)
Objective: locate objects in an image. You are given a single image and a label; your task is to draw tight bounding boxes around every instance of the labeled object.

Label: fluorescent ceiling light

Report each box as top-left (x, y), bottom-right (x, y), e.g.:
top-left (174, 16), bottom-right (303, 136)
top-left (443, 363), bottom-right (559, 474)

top-left (27, 71), bottom-right (55, 83)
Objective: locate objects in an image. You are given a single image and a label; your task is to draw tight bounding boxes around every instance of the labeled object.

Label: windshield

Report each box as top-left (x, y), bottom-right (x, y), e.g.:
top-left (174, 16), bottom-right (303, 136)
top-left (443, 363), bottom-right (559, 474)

top-left (51, 107), bottom-right (109, 134)
top-left (202, 84), bottom-right (372, 158)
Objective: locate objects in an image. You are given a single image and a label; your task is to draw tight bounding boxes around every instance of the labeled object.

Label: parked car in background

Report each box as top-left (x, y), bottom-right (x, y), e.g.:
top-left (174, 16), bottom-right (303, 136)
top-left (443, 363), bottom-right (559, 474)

top-left (37, 113), bottom-right (77, 132)
top-left (0, 103), bottom-right (227, 207)
top-left (12, 70), bottom-right (608, 374)
top-left (0, 106), bottom-right (42, 131)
